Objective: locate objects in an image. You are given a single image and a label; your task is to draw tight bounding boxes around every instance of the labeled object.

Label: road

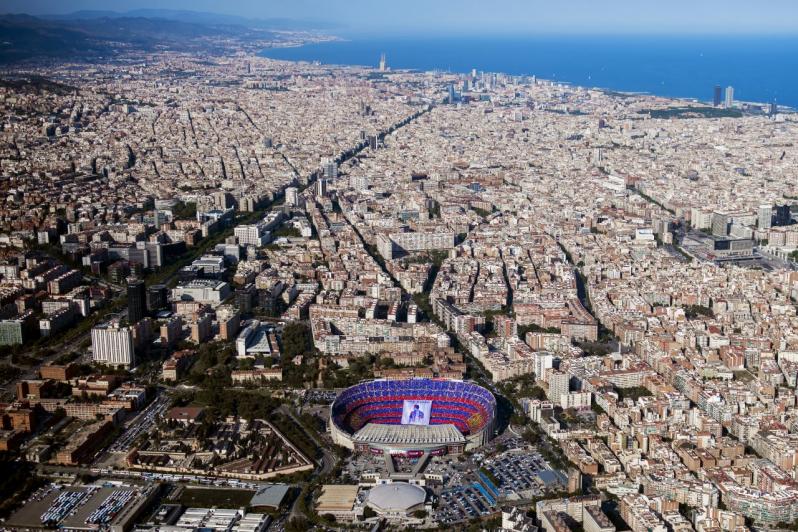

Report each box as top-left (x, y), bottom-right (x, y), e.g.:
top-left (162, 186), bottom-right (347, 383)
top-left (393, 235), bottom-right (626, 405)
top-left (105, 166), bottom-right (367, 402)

top-left (757, 246), bottom-right (798, 271)
top-left (273, 404), bottom-right (337, 528)
top-left (38, 463), bottom-right (266, 491)
top-left (23, 105), bottom-right (437, 531)
top-left (276, 404), bottom-right (336, 477)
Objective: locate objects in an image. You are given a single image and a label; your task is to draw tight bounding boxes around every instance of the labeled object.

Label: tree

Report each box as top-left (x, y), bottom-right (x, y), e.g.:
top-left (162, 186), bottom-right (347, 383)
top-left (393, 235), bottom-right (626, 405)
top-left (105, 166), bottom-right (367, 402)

top-left (172, 201), bottom-right (197, 220)
top-left (281, 323), bottom-right (313, 363)
top-left (523, 427), bottom-right (542, 445)
top-left (285, 517), bottom-right (309, 532)
top-left (683, 304), bottom-right (714, 320)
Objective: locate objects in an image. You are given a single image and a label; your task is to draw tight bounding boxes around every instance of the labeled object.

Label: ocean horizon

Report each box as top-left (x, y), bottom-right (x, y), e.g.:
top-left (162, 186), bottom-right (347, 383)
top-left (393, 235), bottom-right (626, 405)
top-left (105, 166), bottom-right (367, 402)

top-left (260, 35), bottom-right (798, 108)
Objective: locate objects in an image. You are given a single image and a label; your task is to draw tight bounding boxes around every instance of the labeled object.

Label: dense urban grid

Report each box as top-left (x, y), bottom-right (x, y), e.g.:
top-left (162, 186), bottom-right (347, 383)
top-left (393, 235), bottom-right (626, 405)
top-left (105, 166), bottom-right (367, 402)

top-left (0, 24), bottom-right (796, 532)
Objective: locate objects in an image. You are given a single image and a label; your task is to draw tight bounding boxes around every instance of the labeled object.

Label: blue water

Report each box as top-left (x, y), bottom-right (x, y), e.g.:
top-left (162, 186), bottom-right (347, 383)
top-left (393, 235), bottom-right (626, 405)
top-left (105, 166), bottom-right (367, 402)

top-left (260, 36), bottom-right (798, 108)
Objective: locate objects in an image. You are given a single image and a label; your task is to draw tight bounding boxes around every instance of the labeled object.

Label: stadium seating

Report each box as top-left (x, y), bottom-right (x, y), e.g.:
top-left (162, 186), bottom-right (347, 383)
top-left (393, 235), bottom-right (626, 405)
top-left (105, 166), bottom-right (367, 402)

top-left (331, 379), bottom-right (495, 436)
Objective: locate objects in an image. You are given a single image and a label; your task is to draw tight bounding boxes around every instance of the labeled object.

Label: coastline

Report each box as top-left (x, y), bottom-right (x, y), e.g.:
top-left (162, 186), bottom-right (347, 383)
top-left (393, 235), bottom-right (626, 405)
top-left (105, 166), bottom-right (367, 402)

top-left (260, 36), bottom-right (797, 110)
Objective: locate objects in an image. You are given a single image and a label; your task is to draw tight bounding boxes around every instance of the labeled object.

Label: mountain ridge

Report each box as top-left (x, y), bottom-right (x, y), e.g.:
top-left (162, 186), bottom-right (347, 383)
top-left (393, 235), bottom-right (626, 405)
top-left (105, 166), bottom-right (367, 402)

top-left (0, 11), bottom-right (334, 64)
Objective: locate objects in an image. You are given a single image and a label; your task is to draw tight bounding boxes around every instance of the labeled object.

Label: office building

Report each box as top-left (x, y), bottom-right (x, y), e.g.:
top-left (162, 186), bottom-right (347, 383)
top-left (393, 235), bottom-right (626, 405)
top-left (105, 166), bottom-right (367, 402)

top-left (758, 205), bottom-right (773, 230)
top-left (285, 186), bottom-right (299, 207)
top-left (711, 211), bottom-right (730, 237)
top-left (147, 284), bottom-right (169, 312)
top-left (710, 237), bottom-right (754, 258)
top-left (172, 279), bottom-right (232, 305)
top-left (235, 225), bottom-right (268, 247)
top-left (0, 313), bottom-right (37, 346)
top-left (322, 158), bottom-right (338, 180)
top-left (316, 177), bottom-right (329, 198)
top-left (127, 278), bottom-right (146, 324)
top-left (91, 322), bottom-right (135, 367)
top-left (713, 85), bottom-right (722, 107)
top-left (774, 204), bottom-right (792, 227)
top-left (593, 147), bottom-right (603, 165)
top-left (368, 135), bottom-right (380, 150)
top-left (724, 86), bottom-right (734, 109)
top-left (233, 211), bottom-right (282, 248)
top-left (189, 255), bottom-right (226, 278)
top-left (236, 284), bottom-right (256, 313)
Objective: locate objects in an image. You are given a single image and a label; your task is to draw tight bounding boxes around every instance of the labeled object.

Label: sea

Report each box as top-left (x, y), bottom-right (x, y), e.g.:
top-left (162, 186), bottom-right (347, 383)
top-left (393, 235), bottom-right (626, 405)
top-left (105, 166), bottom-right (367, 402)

top-left (260, 35), bottom-right (798, 108)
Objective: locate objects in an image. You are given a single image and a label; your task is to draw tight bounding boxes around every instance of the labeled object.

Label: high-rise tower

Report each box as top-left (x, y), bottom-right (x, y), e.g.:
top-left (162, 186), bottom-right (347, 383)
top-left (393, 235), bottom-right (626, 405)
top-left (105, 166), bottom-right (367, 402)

top-left (713, 85), bottom-right (722, 107)
top-left (127, 277), bottom-right (146, 324)
top-left (724, 86), bottom-right (735, 109)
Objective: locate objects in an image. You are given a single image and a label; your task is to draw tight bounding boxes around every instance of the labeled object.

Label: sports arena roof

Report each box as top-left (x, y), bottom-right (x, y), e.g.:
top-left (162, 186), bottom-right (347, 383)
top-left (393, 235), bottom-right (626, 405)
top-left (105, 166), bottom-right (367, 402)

top-left (352, 423), bottom-right (466, 446)
top-left (249, 484), bottom-right (291, 509)
top-left (367, 483), bottom-right (426, 512)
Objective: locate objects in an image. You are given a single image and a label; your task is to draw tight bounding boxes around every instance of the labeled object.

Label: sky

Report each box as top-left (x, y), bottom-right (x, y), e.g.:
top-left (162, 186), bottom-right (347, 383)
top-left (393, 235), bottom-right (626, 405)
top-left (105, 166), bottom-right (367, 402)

top-left (4, 0), bottom-right (798, 35)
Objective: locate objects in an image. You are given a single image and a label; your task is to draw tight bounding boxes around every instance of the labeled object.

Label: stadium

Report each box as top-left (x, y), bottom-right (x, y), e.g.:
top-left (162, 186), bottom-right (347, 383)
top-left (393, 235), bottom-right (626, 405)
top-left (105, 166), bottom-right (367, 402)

top-left (330, 379), bottom-right (496, 456)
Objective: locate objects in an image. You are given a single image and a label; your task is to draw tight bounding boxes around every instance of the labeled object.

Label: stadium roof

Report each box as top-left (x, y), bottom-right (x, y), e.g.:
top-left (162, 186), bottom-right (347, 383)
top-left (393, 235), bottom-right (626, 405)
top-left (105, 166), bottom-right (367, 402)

top-left (367, 483), bottom-right (426, 512)
top-left (352, 423), bottom-right (466, 446)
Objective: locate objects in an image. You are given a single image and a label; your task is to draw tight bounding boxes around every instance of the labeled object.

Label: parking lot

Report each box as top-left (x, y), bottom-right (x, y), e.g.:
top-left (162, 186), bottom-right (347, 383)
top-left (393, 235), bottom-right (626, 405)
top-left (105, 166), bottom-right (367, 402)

top-left (483, 449), bottom-right (567, 499)
top-left (109, 393), bottom-right (171, 453)
top-left (303, 389), bottom-right (338, 405)
top-left (328, 430), bottom-right (567, 526)
top-left (437, 482), bottom-right (497, 525)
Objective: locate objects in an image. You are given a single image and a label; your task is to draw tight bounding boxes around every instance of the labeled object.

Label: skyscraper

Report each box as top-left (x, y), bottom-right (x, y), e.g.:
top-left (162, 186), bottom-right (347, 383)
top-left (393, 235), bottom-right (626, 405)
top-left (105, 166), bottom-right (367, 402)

top-left (711, 211), bottom-right (730, 237)
top-left (285, 186), bottom-right (299, 207)
top-left (758, 205), bottom-right (773, 230)
top-left (127, 278), bottom-right (146, 324)
top-left (713, 85), bottom-right (722, 107)
top-left (774, 205), bottom-right (792, 227)
top-left (322, 157), bottom-right (338, 180)
top-left (724, 86), bottom-right (735, 109)
top-left (316, 178), bottom-right (328, 198)
top-left (368, 135), bottom-right (379, 150)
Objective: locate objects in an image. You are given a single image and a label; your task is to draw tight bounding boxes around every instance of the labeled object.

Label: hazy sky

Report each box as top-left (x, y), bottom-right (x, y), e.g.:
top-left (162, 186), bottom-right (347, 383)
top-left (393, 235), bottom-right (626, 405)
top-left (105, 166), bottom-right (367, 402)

top-left (5, 0), bottom-right (798, 35)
